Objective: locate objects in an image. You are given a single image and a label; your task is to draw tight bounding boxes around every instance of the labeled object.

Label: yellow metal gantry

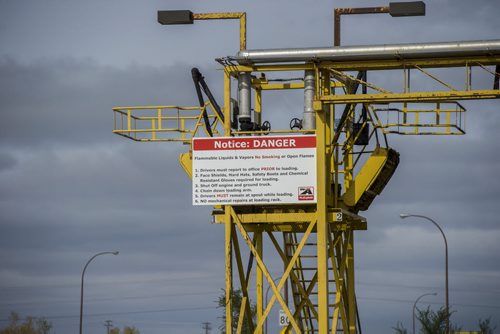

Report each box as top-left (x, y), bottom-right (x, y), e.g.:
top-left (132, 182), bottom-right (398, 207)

top-left (112, 10), bottom-right (500, 334)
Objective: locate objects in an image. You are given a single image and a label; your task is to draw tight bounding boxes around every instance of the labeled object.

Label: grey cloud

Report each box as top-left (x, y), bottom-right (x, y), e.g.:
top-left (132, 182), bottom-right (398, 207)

top-left (0, 57), bottom-right (209, 149)
top-left (0, 152), bottom-right (17, 172)
top-left (1, 0), bottom-right (500, 333)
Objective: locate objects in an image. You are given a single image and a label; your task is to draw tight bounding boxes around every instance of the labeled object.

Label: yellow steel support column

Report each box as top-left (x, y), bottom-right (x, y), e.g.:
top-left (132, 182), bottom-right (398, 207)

top-left (256, 231), bottom-right (264, 334)
top-left (347, 231), bottom-right (356, 334)
top-left (231, 228), bottom-right (255, 333)
top-left (230, 208), bottom-right (301, 333)
top-left (325, 74), bottom-right (333, 207)
top-left (343, 84), bottom-right (354, 197)
top-left (225, 207), bottom-right (233, 334)
top-left (268, 232), bottom-right (319, 323)
top-left (316, 69), bottom-right (330, 334)
top-left (224, 69), bottom-right (233, 334)
top-left (329, 232), bottom-right (349, 333)
top-left (237, 296), bottom-right (248, 334)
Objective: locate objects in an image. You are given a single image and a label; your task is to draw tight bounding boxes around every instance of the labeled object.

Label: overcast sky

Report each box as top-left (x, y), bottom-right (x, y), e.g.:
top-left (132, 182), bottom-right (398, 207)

top-left (0, 0), bottom-right (499, 333)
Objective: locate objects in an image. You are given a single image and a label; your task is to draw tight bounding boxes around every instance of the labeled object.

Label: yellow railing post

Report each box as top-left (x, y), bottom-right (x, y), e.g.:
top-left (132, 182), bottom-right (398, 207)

top-left (127, 109), bottom-right (132, 135)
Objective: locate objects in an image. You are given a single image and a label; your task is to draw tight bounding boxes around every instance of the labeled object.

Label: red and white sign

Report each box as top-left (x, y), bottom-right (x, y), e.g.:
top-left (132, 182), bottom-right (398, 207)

top-left (192, 135), bottom-right (317, 206)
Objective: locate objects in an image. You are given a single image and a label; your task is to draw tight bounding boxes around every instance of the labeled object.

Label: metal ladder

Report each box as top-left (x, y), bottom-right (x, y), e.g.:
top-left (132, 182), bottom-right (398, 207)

top-left (284, 232), bottom-right (347, 333)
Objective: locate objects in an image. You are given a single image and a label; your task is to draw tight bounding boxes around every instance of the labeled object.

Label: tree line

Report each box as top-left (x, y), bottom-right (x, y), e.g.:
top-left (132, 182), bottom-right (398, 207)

top-left (0, 311), bottom-right (140, 334)
top-left (393, 307), bottom-right (496, 334)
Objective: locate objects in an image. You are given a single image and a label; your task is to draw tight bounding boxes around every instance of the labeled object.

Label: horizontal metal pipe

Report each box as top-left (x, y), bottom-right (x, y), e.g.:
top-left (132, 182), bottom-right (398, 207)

top-left (234, 40), bottom-right (500, 64)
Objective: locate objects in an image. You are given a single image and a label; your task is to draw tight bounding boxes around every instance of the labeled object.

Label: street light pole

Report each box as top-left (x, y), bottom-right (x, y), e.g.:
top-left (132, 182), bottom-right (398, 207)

top-left (334, 6), bottom-right (389, 47)
top-left (333, 2), bottom-right (426, 46)
top-left (400, 214), bottom-right (449, 333)
top-left (157, 10), bottom-right (247, 51)
top-left (79, 251), bottom-right (119, 334)
top-left (412, 292), bottom-right (437, 334)
top-left (104, 320), bottom-right (113, 334)
top-left (332, 2), bottom-right (426, 145)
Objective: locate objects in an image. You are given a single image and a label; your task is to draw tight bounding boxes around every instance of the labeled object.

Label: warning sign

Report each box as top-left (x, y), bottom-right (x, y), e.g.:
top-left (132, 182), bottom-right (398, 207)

top-left (192, 135), bottom-right (316, 206)
top-left (298, 186), bottom-right (315, 201)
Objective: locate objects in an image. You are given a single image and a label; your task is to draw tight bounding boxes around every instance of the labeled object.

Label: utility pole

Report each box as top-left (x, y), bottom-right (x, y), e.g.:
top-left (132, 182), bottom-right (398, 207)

top-left (104, 320), bottom-right (113, 334)
top-left (202, 322), bottom-right (212, 334)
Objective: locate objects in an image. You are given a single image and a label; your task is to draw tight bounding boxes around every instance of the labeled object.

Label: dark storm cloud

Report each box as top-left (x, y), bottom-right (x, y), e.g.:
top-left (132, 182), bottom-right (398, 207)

top-left (0, 57), bottom-right (207, 148)
top-left (0, 55), bottom-right (223, 283)
top-left (1, 0), bottom-right (500, 333)
top-left (0, 55), bottom-right (224, 333)
top-left (0, 141), bottom-right (219, 272)
top-left (0, 152), bottom-right (17, 172)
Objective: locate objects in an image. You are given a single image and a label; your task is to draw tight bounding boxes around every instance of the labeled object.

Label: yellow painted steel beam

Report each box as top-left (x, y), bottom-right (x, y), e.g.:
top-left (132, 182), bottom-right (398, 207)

top-left (179, 152), bottom-right (192, 178)
top-left (236, 296), bottom-right (247, 334)
top-left (113, 128), bottom-right (193, 134)
top-left (267, 232), bottom-right (319, 319)
top-left (225, 55), bottom-right (500, 73)
top-left (231, 228), bottom-right (255, 333)
top-left (290, 271), bottom-right (319, 329)
top-left (342, 147), bottom-right (390, 208)
top-left (225, 208), bottom-right (233, 334)
top-left (193, 12), bottom-right (246, 50)
top-left (320, 89), bottom-right (500, 104)
top-left (347, 231), bottom-right (356, 333)
top-left (255, 87), bottom-right (262, 126)
top-left (253, 82), bottom-right (344, 91)
top-left (213, 211), bottom-right (340, 224)
top-left (316, 70), bottom-right (330, 334)
top-left (329, 231), bottom-right (349, 333)
top-left (255, 82), bottom-right (305, 90)
top-left (322, 56), bottom-right (500, 71)
top-left (239, 222), bottom-right (367, 233)
top-left (230, 208), bottom-right (303, 333)
top-left (113, 105), bottom-right (204, 111)
top-left (256, 232), bottom-right (263, 334)
top-left (211, 210), bottom-right (367, 232)
top-left (340, 232), bottom-right (351, 332)
top-left (257, 221), bottom-right (317, 334)
top-left (111, 136), bottom-right (191, 143)
top-left (231, 129), bottom-right (312, 135)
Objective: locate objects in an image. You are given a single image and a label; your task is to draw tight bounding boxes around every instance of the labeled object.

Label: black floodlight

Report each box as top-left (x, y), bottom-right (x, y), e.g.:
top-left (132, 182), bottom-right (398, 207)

top-left (389, 1), bottom-right (426, 17)
top-left (158, 10), bottom-right (194, 25)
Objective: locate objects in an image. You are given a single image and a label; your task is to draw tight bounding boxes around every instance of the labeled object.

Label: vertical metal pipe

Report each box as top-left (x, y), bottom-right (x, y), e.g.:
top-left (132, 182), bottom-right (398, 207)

top-left (303, 70), bottom-right (316, 130)
top-left (238, 72), bottom-right (252, 124)
top-left (224, 70), bottom-right (232, 136)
